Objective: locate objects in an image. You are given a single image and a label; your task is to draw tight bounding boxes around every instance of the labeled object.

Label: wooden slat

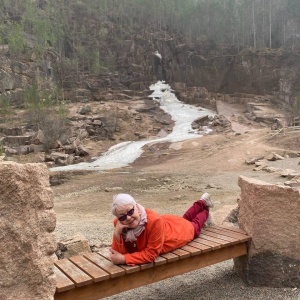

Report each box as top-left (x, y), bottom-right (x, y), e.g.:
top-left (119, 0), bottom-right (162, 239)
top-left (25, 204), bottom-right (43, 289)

top-left (83, 253), bottom-right (125, 278)
top-left (207, 226), bottom-right (242, 235)
top-left (69, 256), bottom-right (110, 282)
top-left (196, 235), bottom-right (223, 248)
top-left (172, 248), bottom-right (190, 259)
top-left (120, 264), bottom-right (141, 274)
top-left (55, 259), bottom-right (93, 287)
top-left (214, 225), bottom-right (249, 235)
top-left (140, 261), bottom-right (154, 270)
top-left (207, 226), bottom-right (251, 241)
top-left (181, 244), bottom-right (201, 256)
top-left (209, 228), bottom-right (251, 242)
top-left (202, 230), bottom-right (237, 243)
top-left (55, 265), bottom-right (75, 292)
top-left (95, 248), bottom-right (111, 260)
top-left (160, 252), bottom-right (179, 262)
top-left (154, 256), bottom-right (167, 266)
top-left (200, 233), bottom-right (230, 246)
top-left (97, 248), bottom-right (140, 274)
top-left (187, 240), bottom-right (211, 253)
top-left (206, 228), bottom-right (248, 242)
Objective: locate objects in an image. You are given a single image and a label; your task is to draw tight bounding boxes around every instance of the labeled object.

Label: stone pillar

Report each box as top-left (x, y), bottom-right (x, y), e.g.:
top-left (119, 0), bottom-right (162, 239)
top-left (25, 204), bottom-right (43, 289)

top-left (234, 175), bottom-right (300, 287)
top-left (0, 162), bottom-right (56, 300)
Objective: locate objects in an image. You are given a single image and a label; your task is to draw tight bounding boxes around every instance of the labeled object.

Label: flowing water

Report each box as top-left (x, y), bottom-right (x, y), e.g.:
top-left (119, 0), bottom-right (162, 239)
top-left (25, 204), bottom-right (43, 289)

top-left (50, 81), bottom-right (215, 172)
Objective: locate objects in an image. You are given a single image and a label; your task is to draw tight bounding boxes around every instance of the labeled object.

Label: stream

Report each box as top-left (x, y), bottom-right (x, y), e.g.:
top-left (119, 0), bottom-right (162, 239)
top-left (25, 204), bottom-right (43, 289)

top-left (50, 81), bottom-right (215, 172)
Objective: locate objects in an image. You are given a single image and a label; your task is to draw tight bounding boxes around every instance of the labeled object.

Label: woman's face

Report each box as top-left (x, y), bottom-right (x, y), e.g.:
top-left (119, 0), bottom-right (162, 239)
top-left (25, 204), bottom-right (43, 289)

top-left (116, 204), bottom-right (141, 229)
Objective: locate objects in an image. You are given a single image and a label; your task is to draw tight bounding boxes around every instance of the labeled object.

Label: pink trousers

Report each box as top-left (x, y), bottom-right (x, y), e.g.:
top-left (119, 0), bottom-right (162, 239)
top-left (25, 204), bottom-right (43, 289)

top-left (183, 200), bottom-right (209, 238)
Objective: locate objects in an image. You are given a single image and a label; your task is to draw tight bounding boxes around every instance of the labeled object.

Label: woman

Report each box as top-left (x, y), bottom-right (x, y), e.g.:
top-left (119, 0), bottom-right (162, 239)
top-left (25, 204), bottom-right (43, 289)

top-left (110, 193), bottom-right (213, 265)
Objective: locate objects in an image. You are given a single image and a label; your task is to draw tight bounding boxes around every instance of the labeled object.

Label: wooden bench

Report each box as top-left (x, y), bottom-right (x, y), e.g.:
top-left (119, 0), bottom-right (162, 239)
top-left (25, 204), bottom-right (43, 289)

top-left (54, 225), bottom-right (251, 300)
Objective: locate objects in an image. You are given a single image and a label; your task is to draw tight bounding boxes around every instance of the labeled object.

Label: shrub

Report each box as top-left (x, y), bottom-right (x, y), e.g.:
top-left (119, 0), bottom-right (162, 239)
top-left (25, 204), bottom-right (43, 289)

top-left (23, 83), bottom-right (70, 152)
top-left (0, 95), bottom-right (13, 123)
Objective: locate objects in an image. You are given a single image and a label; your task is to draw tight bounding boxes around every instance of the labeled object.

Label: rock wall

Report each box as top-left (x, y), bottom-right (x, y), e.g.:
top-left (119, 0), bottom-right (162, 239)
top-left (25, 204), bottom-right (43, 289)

top-left (0, 48), bottom-right (56, 107)
top-left (1, 33), bottom-right (300, 111)
top-left (234, 175), bottom-right (300, 287)
top-left (0, 162), bottom-right (56, 300)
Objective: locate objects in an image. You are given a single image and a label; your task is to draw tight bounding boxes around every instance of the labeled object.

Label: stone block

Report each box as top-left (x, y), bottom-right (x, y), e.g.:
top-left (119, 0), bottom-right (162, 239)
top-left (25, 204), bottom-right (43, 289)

top-left (0, 162), bottom-right (56, 299)
top-left (58, 233), bottom-right (92, 259)
top-left (234, 175), bottom-right (300, 287)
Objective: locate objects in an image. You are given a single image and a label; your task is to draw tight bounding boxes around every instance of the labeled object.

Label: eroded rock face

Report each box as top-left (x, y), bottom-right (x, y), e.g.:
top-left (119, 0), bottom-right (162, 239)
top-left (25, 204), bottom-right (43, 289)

top-left (234, 176), bottom-right (300, 287)
top-left (0, 162), bottom-right (56, 300)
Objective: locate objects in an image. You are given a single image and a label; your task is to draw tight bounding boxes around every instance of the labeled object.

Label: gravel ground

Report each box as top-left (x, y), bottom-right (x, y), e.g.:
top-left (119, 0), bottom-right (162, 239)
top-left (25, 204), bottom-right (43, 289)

top-left (53, 167), bottom-right (300, 299)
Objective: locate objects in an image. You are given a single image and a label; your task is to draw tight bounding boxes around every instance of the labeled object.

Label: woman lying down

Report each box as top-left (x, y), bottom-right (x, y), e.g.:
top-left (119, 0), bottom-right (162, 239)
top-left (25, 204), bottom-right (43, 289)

top-left (109, 193), bottom-right (213, 265)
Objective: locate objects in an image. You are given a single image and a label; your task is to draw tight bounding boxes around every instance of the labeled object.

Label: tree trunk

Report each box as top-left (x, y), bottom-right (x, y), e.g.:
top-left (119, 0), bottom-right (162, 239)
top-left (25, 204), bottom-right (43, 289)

top-left (269, 0), bottom-right (272, 48)
top-left (252, 1), bottom-right (256, 48)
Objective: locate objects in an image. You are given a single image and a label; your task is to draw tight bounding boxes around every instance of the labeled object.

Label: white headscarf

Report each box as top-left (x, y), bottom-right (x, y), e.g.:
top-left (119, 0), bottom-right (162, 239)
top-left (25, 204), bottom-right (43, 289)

top-left (112, 194), bottom-right (148, 242)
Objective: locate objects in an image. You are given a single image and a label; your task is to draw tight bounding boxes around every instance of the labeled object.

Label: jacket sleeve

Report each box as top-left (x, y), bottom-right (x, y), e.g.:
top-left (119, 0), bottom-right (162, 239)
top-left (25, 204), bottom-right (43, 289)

top-left (111, 218), bottom-right (128, 254)
top-left (124, 217), bottom-right (165, 265)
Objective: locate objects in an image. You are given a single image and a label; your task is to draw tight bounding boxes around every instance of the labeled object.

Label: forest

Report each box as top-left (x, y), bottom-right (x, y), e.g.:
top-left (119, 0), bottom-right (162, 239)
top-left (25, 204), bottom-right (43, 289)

top-left (0, 0), bottom-right (300, 123)
top-left (1, 0), bottom-right (300, 72)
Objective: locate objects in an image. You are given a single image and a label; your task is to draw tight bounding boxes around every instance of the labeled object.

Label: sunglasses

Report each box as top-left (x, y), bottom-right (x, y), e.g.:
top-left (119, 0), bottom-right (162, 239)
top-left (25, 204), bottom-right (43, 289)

top-left (118, 207), bottom-right (135, 222)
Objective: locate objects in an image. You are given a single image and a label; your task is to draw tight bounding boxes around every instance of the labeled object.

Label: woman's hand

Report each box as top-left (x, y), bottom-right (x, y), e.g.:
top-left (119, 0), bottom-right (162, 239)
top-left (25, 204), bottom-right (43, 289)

top-left (110, 248), bottom-right (126, 265)
top-left (114, 220), bottom-right (128, 242)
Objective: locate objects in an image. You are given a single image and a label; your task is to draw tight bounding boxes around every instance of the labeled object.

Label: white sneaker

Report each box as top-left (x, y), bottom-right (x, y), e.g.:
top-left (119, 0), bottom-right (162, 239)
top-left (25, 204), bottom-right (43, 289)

top-left (205, 211), bottom-right (213, 227)
top-left (201, 192), bottom-right (214, 208)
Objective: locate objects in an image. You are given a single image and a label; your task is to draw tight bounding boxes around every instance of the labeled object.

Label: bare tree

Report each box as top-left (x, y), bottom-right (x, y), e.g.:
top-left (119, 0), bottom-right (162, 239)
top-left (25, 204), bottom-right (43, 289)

top-left (269, 0), bottom-right (272, 48)
top-left (252, 0), bottom-right (257, 48)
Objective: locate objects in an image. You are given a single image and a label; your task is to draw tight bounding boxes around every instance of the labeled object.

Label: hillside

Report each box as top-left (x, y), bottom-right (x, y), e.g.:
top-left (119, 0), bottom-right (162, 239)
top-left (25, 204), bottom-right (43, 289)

top-left (1, 2), bottom-right (300, 170)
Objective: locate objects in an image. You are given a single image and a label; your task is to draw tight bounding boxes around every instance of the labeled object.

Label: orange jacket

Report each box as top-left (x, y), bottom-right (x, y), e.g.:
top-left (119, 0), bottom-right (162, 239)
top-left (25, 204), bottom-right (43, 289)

top-left (111, 208), bottom-right (195, 265)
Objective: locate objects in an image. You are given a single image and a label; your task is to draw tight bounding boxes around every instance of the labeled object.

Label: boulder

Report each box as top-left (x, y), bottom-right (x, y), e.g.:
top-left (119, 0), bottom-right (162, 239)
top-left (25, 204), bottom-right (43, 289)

top-left (266, 152), bottom-right (285, 161)
top-left (49, 152), bottom-right (69, 164)
top-left (4, 146), bottom-right (18, 156)
top-left (57, 233), bottom-right (92, 259)
top-left (30, 129), bottom-right (45, 145)
top-left (280, 169), bottom-right (299, 178)
top-left (0, 162), bottom-right (56, 299)
top-left (79, 105), bottom-right (92, 115)
top-left (4, 135), bottom-right (32, 146)
top-left (75, 145), bottom-right (89, 157)
top-left (86, 126), bottom-right (95, 135)
top-left (16, 145), bottom-right (30, 155)
top-left (245, 156), bottom-right (265, 165)
top-left (234, 175), bottom-right (300, 287)
top-left (77, 128), bottom-right (89, 140)
top-left (284, 180), bottom-right (300, 187)
top-left (93, 119), bottom-right (102, 126)
top-left (63, 144), bottom-right (76, 154)
top-left (29, 144), bottom-right (45, 153)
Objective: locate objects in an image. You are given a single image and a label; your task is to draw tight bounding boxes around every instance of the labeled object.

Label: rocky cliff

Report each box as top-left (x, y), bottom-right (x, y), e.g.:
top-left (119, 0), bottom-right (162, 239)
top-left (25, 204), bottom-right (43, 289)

top-left (1, 28), bottom-right (300, 109)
